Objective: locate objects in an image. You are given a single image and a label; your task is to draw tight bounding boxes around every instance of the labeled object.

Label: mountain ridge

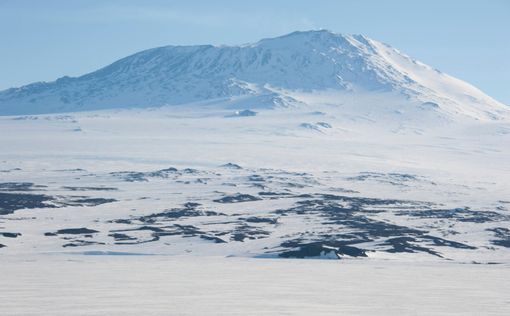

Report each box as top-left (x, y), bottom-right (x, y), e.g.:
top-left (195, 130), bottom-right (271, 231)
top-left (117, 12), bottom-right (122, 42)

top-left (0, 30), bottom-right (508, 119)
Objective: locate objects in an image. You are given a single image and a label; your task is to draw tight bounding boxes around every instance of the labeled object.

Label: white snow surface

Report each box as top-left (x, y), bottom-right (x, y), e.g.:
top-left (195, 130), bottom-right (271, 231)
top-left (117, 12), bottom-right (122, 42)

top-left (1, 254), bottom-right (509, 316)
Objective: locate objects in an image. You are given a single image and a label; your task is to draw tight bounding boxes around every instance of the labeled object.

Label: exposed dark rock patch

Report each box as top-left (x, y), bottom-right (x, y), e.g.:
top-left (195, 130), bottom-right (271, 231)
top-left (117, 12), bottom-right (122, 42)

top-left (123, 203), bottom-right (224, 225)
top-left (183, 202), bottom-right (201, 209)
top-left (124, 226), bottom-right (166, 233)
top-left (275, 196), bottom-right (423, 241)
top-left (48, 228), bottom-right (99, 235)
top-left (65, 197), bottom-right (117, 207)
top-left (108, 219), bottom-right (132, 224)
top-left (280, 182), bottom-right (308, 189)
top-left (55, 168), bottom-right (86, 172)
top-left (487, 227), bottom-right (510, 248)
top-left (182, 168), bottom-right (199, 174)
top-left (110, 171), bottom-right (148, 182)
top-left (346, 172), bottom-right (421, 186)
top-left (328, 187), bottom-right (360, 194)
top-left (242, 217), bottom-right (278, 224)
top-left (109, 233), bottom-right (137, 241)
top-left (138, 209), bottom-right (223, 223)
top-left (146, 167), bottom-right (178, 178)
top-left (271, 194), bottom-right (476, 258)
top-left (422, 235), bottom-right (476, 249)
top-left (110, 167), bottom-right (180, 182)
top-left (214, 193), bottom-right (262, 203)
top-left (200, 234), bottom-right (227, 243)
top-left (220, 163), bottom-right (242, 169)
top-left (278, 240), bottom-right (367, 259)
top-left (0, 192), bottom-right (55, 215)
top-left (63, 240), bottom-right (105, 247)
top-left (381, 237), bottom-right (443, 257)
top-left (62, 186), bottom-right (118, 191)
top-left (396, 207), bottom-right (509, 223)
top-left (110, 224), bottom-right (205, 245)
top-left (171, 224), bottom-right (203, 237)
top-left (0, 168), bottom-right (22, 173)
top-left (0, 191), bottom-right (117, 215)
top-left (258, 191), bottom-right (291, 198)
top-left (248, 175), bottom-right (264, 182)
top-left (230, 224), bottom-right (270, 242)
top-left (0, 182), bottom-right (46, 192)
top-left (105, 202), bottom-right (228, 244)
top-left (0, 232), bottom-right (21, 238)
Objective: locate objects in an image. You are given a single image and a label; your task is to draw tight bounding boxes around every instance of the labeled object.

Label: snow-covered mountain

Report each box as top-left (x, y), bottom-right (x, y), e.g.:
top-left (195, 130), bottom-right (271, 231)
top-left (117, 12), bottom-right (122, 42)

top-left (0, 30), bottom-right (508, 120)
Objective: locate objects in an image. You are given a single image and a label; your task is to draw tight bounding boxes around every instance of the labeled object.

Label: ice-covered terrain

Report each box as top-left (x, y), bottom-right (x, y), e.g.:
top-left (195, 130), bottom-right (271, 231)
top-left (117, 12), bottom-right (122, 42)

top-left (0, 102), bottom-right (509, 262)
top-left (1, 30), bottom-right (509, 314)
top-left (2, 255), bottom-right (509, 315)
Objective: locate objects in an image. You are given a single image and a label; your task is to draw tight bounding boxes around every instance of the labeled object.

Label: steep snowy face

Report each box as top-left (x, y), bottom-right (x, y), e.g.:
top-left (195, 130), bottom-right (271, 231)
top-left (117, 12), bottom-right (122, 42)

top-left (0, 30), bottom-right (508, 118)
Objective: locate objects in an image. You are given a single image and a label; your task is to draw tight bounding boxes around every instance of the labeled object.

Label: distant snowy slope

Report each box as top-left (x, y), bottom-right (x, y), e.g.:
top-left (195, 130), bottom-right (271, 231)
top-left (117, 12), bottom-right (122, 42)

top-left (0, 30), bottom-right (508, 119)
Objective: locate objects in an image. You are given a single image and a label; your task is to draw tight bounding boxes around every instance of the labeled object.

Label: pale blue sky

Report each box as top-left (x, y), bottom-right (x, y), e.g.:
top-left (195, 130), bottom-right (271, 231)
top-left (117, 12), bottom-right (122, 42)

top-left (1, 0), bottom-right (509, 104)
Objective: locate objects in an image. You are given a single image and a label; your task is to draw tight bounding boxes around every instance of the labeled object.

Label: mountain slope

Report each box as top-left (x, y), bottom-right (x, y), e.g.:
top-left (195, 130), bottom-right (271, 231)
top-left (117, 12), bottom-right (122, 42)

top-left (0, 30), bottom-right (508, 119)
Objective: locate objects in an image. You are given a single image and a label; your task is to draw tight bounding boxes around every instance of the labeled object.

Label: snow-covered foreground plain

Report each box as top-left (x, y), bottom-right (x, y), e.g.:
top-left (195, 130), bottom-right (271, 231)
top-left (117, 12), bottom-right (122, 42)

top-left (1, 254), bottom-right (509, 316)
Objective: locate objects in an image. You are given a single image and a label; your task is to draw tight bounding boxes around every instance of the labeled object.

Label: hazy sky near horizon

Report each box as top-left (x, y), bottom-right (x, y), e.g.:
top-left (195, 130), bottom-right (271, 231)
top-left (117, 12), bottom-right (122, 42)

top-left (1, 0), bottom-right (509, 104)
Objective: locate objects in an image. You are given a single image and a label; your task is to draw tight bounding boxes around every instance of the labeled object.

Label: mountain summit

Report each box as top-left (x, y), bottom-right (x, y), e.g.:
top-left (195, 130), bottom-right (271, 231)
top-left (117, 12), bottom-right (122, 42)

top-left (0, 30), bottom-right (508, 118)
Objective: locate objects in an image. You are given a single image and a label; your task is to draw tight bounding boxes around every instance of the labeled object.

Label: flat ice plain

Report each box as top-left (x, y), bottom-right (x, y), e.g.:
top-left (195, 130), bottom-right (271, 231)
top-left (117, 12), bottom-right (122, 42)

top-left (1, 254), bottom-right (509, 316)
